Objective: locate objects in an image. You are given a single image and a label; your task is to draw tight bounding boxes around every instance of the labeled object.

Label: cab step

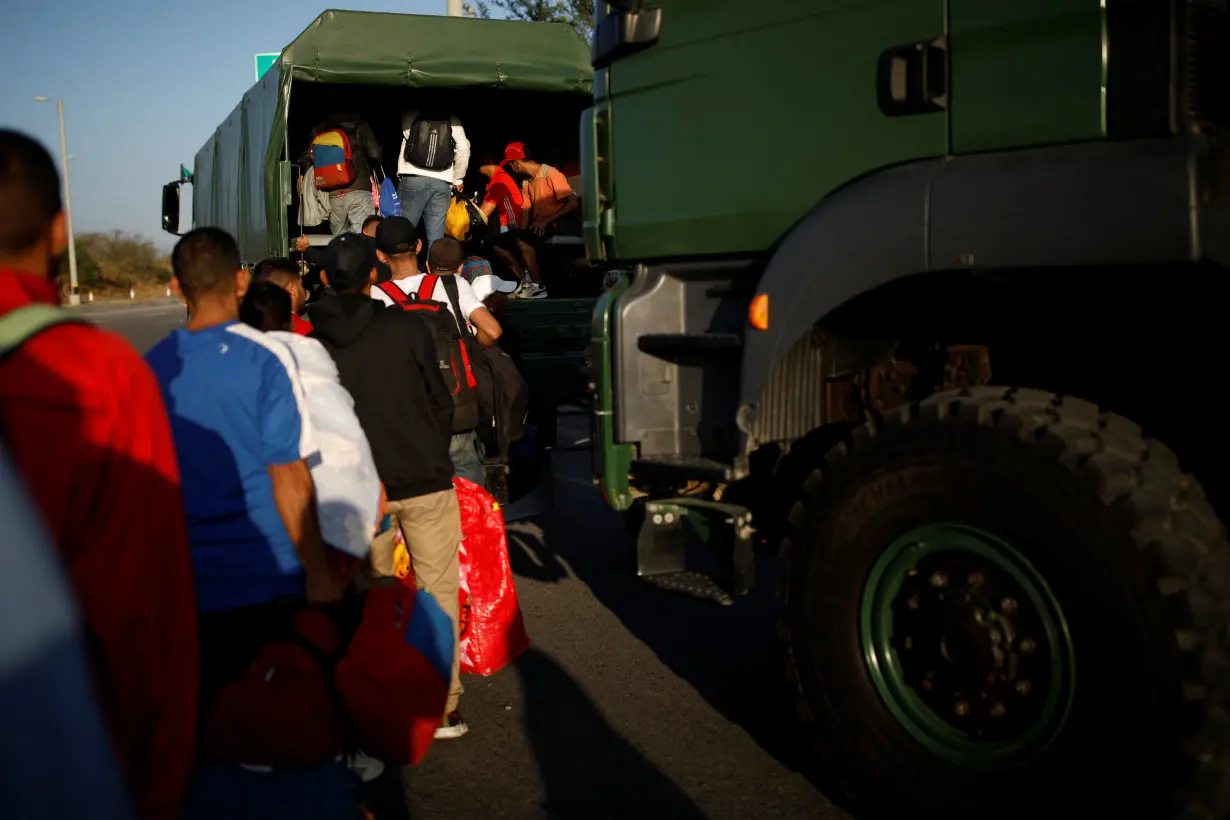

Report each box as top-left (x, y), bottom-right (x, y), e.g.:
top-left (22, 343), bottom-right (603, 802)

top-left (630, 497), bottom-right (754, 604)
top-left (631, 455), bottom-right (735, 484)
top-left (643, 571), bottom-right (733, 606)
top-left (637, 332), bottom-right (742, 357)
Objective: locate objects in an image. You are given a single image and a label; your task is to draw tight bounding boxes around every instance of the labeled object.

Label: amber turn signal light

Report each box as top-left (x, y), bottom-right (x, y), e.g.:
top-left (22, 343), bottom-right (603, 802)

top-left (749, 293), bottom-right (769, 331)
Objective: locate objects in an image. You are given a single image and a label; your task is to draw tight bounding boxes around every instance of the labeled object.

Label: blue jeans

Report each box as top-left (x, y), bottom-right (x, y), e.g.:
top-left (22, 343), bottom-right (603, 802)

top-left (398, 175), bottom-right (452, 248)
top-left (449, 430), bottom-right (485, 488)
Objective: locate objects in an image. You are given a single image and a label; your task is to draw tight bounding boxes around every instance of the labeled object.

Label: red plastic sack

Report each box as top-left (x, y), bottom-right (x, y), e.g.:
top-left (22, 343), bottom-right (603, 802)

top-left (395, 477), bottom-right (530, 675)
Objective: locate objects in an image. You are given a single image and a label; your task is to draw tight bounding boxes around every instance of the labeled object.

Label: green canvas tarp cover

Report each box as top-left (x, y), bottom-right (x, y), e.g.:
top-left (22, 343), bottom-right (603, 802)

top-left (192, 10), bottom-right (593, 262)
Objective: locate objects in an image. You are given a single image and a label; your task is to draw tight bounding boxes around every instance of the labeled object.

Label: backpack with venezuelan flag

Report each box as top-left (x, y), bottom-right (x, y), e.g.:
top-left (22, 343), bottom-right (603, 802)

top-left (311, 127), bottom-right (356, 191)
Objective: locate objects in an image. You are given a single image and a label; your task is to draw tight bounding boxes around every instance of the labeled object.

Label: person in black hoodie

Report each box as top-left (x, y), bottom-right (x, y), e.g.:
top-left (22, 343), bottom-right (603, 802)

top-left (307, 232), bottom-right (471, 739)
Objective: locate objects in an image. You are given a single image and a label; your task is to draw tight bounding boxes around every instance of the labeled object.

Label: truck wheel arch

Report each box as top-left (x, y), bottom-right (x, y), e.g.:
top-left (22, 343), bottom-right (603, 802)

top-left (741, 136), bottom-right (1217, 426)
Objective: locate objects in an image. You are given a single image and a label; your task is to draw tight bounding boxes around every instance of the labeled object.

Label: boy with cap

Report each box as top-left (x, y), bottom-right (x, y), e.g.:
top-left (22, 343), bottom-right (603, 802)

top-left (370, 219), bottom-right (500, 343)
top-left (306, 232), bottom-right (471, 738)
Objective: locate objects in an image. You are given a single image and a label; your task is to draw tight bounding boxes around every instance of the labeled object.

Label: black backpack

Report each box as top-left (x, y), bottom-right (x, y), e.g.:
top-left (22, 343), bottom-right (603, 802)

top-left (403, 113), bottom-right (455, 171)
top-left (435, 275), bottom-right (530, 460)
top-left (375, 280), bottom-right (480, 435)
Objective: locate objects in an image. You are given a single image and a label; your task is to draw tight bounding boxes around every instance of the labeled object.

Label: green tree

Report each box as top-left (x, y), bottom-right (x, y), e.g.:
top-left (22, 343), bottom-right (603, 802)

top-left (57, 231), bottom-right (171, 290)
top-left (476, 0), bottom-right (595, 41)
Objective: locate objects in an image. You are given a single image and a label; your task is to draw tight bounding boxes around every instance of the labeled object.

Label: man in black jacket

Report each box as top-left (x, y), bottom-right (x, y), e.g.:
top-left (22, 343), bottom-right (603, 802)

top-left (307, 233), bottom-right (470, 739)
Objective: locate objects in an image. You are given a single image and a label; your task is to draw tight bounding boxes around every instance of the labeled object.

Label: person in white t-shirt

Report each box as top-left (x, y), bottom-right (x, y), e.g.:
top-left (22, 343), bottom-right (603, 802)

top-left (369, 221), bottom-right (501, 487)
top-left (369, 219), bottom-right (501, 346)
top-left (397, 110), bottom-right (470, 250)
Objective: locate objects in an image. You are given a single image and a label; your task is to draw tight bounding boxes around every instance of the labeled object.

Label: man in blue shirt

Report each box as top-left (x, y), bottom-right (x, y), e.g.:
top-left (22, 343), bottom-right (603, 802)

top-left (146, 227), bottom-right (342, 718)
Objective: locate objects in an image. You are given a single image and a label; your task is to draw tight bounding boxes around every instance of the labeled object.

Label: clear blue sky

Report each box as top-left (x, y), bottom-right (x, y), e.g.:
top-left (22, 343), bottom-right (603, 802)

top-left (0, 1), bottom-right (484, 250)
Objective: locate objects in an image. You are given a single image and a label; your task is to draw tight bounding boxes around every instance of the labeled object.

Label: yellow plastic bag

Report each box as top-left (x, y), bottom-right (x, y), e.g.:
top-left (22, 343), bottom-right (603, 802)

top-left (445, 193), bottom-right (488, 242)
top-left (445, 194), bottom-right (472, 241)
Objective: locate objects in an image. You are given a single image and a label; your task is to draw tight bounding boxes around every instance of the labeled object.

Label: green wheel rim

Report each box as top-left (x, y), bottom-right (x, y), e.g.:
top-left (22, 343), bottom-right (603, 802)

top-left (860, 523), bottom-right (1076, 768)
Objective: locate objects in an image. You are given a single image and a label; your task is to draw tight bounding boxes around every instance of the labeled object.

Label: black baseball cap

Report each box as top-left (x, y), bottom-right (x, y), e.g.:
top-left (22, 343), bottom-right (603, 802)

top-left (375, 216), bottom-right (418, 256)
top-left (427, 236), bottom-right (465, 272)
top-left (325, 232), bottom-right (377, 292)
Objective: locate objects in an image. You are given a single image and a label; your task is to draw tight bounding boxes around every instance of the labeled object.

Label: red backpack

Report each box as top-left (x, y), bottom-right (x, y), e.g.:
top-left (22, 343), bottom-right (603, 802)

top-left (376, 279), bottom-right (480, 434)
top-left (311, 127), bottom-right (356, 191)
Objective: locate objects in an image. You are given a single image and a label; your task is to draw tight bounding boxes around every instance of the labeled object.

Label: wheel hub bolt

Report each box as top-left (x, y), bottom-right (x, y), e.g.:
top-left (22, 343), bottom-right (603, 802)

top-left (968, 572), bottom-right (984, 588)
top-left (954, 700), bottom-right (970, 717)
top-left (1019, 638), bottom-right (1037, 654)
top-left (1016, 680), bottom-right (1031, 696)
top-left (1001, 597), bottom-right (1018, 614)
top-left (930, 571), bottom-right (949, 589)
top-left (989, 702), bottom-right (1006, 718)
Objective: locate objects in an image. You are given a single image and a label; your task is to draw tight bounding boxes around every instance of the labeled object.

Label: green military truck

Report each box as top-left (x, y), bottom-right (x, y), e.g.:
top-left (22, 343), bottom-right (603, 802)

top-left (160, 10), bottom-right (598, 466)
top-left (586, 1), bottom-right (1230, 818)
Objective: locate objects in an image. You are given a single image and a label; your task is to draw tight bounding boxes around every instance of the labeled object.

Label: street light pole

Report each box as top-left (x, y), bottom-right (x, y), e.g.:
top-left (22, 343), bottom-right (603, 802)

top-left (35, 96), bottom-right (79, 306)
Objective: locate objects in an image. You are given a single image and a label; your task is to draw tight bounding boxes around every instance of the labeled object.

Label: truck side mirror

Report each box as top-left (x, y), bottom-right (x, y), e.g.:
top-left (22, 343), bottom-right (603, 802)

top-left (162, 181), bottom-right (182, 236)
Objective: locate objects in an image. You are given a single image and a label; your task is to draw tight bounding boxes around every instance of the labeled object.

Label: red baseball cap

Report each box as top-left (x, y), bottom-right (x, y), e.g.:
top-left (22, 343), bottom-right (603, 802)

top-left (502, 142), bottom-right (527, 163)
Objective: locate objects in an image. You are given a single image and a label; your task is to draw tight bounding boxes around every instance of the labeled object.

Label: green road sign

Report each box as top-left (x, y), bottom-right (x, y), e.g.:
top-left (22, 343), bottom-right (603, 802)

top-left (255, 52), bottom-right (280, 82)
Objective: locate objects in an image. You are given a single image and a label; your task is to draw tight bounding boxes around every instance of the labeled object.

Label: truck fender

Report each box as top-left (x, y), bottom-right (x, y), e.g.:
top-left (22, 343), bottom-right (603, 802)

top-left (740, 136), bottom-right (1218, 415)
top-left (739, 158), bottom-right (938, 412)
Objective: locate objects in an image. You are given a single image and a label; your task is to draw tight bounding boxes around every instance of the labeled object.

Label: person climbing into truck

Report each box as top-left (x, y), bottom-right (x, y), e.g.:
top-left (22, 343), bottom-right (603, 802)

top-left (301, 114), bottom-right (383, 236)
top-left (475, 152), bottom-right (547, 300)
top-left (506, 141), bottom-right (580, 239)
top-left (398, 109), bottom-right (470, 251)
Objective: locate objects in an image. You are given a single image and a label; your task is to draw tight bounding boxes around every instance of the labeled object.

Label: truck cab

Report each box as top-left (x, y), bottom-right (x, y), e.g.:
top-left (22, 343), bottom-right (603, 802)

top-left (586, 2), bottom-right (1230, 817)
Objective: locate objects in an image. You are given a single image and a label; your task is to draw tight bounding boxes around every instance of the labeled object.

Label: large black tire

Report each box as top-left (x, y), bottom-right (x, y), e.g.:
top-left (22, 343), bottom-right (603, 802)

top-left (782, 387), bottom-right (1230, 819)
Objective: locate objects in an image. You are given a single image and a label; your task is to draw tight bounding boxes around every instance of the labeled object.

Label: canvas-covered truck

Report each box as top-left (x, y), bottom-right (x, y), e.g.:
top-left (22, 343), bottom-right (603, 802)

top-left (587, 1), bottom-right (1230, 818)
top-left (160, 10), bottom-right (599, 496)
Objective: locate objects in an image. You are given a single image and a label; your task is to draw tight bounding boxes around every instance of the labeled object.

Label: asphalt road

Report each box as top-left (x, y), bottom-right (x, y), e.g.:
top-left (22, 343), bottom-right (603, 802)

top-left (89, 300), bottom-right (846, 820)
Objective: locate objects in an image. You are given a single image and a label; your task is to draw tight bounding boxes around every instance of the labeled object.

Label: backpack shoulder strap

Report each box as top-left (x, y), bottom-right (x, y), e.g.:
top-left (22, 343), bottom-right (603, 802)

top-left (417, 274), bottom-right (439, 303)
top-left (439, 275), bottom-right (469, 338)
top-left (376, 280), bottom-right (409, 306)
top-left (0, 305), bottom-right (85, 365)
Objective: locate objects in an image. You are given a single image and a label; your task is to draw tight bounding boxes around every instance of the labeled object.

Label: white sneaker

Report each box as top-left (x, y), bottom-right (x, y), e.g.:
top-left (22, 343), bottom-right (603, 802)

top-left (345, 751), bottom-right (385, 783)
top-left (518, 282), bottom-right (549, 300)
top-left (435, 710), bottom-right (469, 740)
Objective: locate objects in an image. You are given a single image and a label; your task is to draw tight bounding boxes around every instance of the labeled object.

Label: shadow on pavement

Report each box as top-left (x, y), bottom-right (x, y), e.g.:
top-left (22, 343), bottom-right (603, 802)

top-left (516, 647), bottom-right (708, 819)
top-left (506, 449), bottom-right (818, 788)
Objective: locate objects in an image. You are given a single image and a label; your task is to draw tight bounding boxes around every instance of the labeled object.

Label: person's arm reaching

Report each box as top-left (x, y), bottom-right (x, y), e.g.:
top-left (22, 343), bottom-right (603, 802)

top-left (259, 356), bottom-right (341, 603)
top-left (451, 117), bottom-right (470, 187)
top-left (468, 306), bottom-right (502, 348)
top-left (409, 317), bottom-right (455, 446)
top-left (453, 276), bottom-right (501, 348)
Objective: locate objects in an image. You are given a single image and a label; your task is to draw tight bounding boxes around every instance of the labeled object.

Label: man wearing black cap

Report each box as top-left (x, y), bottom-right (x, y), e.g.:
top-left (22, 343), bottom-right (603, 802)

top-left (369, 224), bottom-right (503, 487)
top-left (306, 233), bottom-right (470, 737)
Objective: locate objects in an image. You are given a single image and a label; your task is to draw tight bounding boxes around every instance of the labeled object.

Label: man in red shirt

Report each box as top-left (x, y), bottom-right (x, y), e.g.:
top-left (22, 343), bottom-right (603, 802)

top-left (252, 257), bottom-right (313, 335)
top-left (0, 129), bottom-right (198, 820)
top-left (477, 153), bottom-right (547, 299)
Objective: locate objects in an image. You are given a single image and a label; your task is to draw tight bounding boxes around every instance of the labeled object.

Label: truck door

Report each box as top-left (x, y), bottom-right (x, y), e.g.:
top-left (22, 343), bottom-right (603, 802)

top-left (947, 0), bottom-right (1105, 154)
top-left (588, 0), bottom-right (950, 263)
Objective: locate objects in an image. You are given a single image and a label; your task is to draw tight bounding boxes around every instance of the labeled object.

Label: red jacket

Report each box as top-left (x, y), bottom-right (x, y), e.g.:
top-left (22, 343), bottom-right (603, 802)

top-left (0, 269), bottom-right (198, 820)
